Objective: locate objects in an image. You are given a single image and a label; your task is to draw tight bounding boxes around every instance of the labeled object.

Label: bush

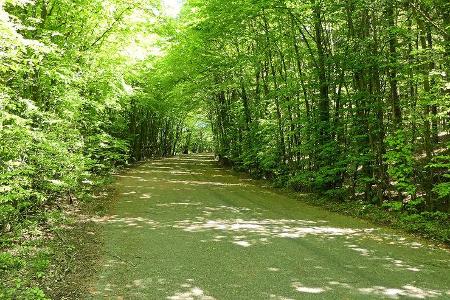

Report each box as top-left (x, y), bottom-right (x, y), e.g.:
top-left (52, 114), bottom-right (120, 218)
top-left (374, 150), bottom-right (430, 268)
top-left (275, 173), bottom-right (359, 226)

top-left (287, 172), bottom-right (314, 192)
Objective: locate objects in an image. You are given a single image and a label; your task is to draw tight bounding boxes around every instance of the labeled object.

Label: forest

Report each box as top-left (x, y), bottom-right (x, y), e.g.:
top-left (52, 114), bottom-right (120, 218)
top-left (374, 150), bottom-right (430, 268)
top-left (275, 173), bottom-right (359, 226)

top-left (1, 0), bottom-right (450, 298)
top-left (171, 0), bottom-right (450, 209)
top-left (1, 0), bottom-right (210, 230)
top-left (165, 0), bottom-right (450, 238)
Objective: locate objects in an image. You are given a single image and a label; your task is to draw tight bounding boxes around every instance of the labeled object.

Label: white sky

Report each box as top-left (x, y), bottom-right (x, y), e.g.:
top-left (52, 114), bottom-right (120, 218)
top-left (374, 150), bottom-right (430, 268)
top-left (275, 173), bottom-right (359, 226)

top-left (162, 0), bottom-right (183, 18)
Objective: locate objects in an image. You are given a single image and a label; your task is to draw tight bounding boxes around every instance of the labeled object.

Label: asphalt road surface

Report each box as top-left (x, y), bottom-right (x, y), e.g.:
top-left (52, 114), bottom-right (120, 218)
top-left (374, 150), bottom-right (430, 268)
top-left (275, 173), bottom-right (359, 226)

top-left (89, 154), bottom-right (450, 299)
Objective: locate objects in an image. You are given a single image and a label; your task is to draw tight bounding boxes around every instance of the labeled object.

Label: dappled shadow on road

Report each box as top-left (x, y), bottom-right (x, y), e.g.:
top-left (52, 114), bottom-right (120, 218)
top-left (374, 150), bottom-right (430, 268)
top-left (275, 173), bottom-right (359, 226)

top-left (92, 155), bottom-right (450, 299)
top-left (91, 276), bottom-right (218, 299)
top-left (91, 274), bottom-right (450, 299)
top-left (89, 215), bottom-right (159, 229)
top-left (167, 280), bottom-right (216, 300)
top-left (343, 242), bottom-right (424, 272)
top-left (355, 284), bottom-right (443, 299)
top-left (172, 218), bottom-right (368, 247)
top-left (164, 179), bottom-right (249, 187)
top-left (284, 281), bottom-right (447, 299)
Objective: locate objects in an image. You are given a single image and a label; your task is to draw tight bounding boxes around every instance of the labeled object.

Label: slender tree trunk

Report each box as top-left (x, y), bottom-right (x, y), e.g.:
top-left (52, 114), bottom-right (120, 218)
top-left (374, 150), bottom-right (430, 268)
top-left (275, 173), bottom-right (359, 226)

top-left (263, 12), bottom-right (286, 163)
top-left (312, 0), bottom-right (330, 144)
top-left (386, 1), bottom-right (402, 127)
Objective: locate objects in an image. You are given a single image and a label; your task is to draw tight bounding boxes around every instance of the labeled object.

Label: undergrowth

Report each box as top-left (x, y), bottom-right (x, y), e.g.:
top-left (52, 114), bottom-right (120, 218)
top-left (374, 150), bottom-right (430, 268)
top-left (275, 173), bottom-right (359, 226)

top-left (0, 175), bottom-right (115, 299)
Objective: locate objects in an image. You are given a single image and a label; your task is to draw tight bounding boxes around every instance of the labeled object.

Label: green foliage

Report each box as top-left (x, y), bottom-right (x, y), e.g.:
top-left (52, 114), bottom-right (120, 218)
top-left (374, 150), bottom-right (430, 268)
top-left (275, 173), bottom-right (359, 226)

top-left (0, 243), bottom-right (54, 299)
top-left (150, 0), bottom-right (450, 231)
top-left (288, 172), bottom-right (314, 192)
top-left (85, 133), bottom-right (130, 173)
top-left (430, 151), bottom-right (450, 200)
top-left (433, 181), bottom-right (450, 199)
top-left (31, 252), bottom-right (50, 279)
top-left (382, 201), bottom-right (403, 212)
top-left (0, 252), bottom-right (23, 270)
top-left (385, 130), bottom-right (416, 196)
top-left (0, 0), bottom-right (162, 230)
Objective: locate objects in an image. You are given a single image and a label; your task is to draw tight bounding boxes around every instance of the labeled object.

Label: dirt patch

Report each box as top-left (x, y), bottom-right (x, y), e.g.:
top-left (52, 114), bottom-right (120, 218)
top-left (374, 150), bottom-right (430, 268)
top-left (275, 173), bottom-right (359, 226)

top-left (43, 183), bottom-right (120, 299)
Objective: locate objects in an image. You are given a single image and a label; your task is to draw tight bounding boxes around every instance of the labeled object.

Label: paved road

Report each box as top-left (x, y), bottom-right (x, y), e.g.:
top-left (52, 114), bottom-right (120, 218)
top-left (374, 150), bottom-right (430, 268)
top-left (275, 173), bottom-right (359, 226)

top-left (89, 154), bottom-right (450, 299)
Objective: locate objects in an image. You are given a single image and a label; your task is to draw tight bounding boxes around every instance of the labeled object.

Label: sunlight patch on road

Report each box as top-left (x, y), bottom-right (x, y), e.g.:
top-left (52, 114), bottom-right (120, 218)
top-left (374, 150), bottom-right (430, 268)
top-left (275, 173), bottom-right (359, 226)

top-left (166, 161), bottom-right (213, 165)
top-left (300, 281), bottom-right (445, 298)
top-left (151, 166), bottom-right (177, 169)
top-left (115, 175), bottom-right (144, 179)
top-left (166, 158), bottom-right (216, 163)
top-left (202, 205), bottom-right (260, 217)
top-left (292, 282), bottom-right (329, 294)
top-left (343, 242), bottom-right (424, 272)
top-left (346, 244), bottom-right (372, 256)
top-left (175, 218), bottom-right (363, 236)
top-left (232, 240), bottom-right (251, 247)
top-left (358, 285), bottom-right (441, 299)
top-left (167, 179), bottom-right (248, 187)
top-left (140, 193), bottom-right (153, 199)
top-left (170, 170), bottom-right (203, 175)
top-left (378, 257), bottom-right (423, 273)
top-left (268, 267), bottom-right (280, 272)
top-left (328, 281), bottom-right (352, 289)
top-left (88, 215), bottom-right (159, 229)
top-left (172, 218), bottom-right (374, 248)
top-left (168, 282), bottom-right (216, 300)
top-left (359, 232), bottom-right (426, 249)
top-left (156, 202), bottom-right (202, 207)
top-left (269, 295), bottom-right (294, 300)
top-left (129, 279), bottom-right (145, 288)
top-left (122, 191), bottom-right (137, 195)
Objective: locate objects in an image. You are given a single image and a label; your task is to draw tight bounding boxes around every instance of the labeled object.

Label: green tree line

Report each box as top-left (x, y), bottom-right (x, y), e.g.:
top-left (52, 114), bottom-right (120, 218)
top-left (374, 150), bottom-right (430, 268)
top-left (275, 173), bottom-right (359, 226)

top-left (0, 0), bottom-right (208, 230)
top-left (152, 0), bottom-right (450, 219)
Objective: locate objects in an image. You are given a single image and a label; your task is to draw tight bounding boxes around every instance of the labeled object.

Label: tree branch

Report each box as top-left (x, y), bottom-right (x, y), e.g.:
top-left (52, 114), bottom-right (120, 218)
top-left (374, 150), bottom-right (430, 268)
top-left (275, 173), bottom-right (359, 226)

top-left (410, 1), bottom-right (449, 38)
top-left (88, 6), bottom-right (134, 49)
